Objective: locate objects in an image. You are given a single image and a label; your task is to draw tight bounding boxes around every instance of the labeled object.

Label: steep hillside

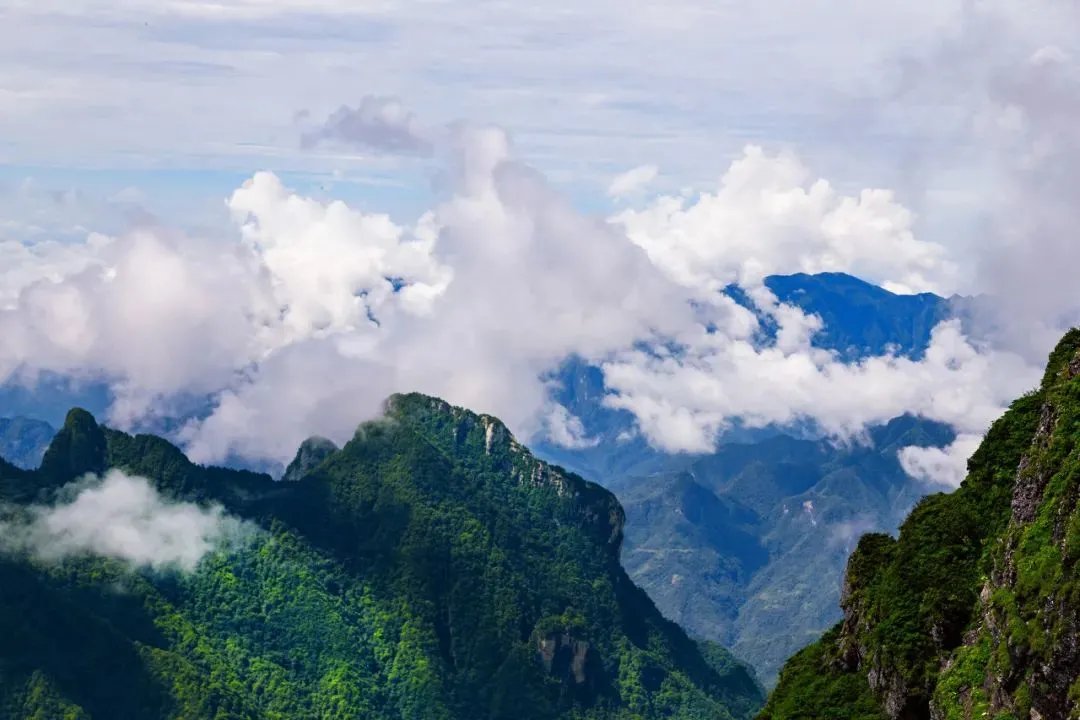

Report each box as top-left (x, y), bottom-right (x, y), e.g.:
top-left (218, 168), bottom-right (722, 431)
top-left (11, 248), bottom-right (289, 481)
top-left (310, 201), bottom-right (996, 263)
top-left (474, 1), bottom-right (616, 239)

top-left (761, 329), bottom-right (1080, 719)
top-left (614, 416), bottom-right (953, 686)
top-left (539, 273), bottom-right (957, 685)
top-left (0, 395), bottom-right (762, 720)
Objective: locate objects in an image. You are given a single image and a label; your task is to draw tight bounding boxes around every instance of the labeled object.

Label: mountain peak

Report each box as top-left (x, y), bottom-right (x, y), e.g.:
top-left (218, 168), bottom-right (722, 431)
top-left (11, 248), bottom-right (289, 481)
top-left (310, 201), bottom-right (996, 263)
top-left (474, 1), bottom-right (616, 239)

top-left (380, 391), bottom-right (624, 552)
top-left (39, 407), bottom-right (107, 482)
top-left (384, 391), bottom-right (517, 456)
top-left (281, 435), bottom-right (338, 482)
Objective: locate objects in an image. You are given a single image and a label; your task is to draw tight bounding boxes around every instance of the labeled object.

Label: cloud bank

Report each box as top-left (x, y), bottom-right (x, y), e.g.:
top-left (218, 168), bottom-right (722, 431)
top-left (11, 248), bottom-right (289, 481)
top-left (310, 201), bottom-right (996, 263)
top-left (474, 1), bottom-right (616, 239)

top-left (0, 470), bottom-right (249, 571)
top-left (1, 70), bottom-right (1071, 488)
top-left (613, 147), bottom-right (958, 295)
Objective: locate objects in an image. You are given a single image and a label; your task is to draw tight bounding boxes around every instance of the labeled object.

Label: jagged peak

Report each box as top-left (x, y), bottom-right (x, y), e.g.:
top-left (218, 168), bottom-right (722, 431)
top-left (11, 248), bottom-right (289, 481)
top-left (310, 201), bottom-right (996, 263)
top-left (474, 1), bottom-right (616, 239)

top-left (381, 392), bottom-right (624, 553)
top-left (383, 392), bottom-right (517, 455)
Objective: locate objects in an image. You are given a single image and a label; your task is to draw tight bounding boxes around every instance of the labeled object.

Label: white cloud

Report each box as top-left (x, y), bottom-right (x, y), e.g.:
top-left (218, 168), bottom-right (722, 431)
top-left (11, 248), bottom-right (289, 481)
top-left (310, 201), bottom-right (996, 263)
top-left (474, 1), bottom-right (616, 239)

top-left (607, 164), bottom-right (658, 199)
top-left (899, 433), bottom-right (983, 489)
top-left (601, 318), bottom-right (1036, 457)
top-left (0, 227), bottom-right (274, 424)
top-left (227, 169), bottom-right (451, 336)
top-left (542, 403), bottom-right (599, 449)
top-left (0, 102), bottom-right (1055, 489)
top-left (0, 234), bottom-right (112, 309)
top-left (180, 124), bottom-right (692, 462)
top-left (0, 470), bottom-right (250, 571)
top-left (613, 146), bottom-right (959, 295)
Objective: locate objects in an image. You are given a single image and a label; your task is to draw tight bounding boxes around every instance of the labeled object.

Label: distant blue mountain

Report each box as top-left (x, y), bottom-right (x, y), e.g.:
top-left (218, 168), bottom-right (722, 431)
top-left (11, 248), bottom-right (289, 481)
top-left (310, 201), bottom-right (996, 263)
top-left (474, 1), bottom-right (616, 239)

top-left (761, 272), bottom-right (955, 360)
top-left (543, 272), bottom-right (956, 477)
top-left (0, 416), bottom-right (56, 469)
top-left (0, 374), bottom-right (112, 426)
top-left (536, 272), bottom-right (962, 686)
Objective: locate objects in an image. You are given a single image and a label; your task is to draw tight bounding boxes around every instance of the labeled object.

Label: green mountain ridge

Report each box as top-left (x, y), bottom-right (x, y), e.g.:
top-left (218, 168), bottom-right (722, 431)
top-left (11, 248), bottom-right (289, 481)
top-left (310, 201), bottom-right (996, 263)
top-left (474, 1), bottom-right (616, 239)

top-left (605, 414), bottom-right (953, 687)
top-left (0, 393), bottom-right (763, 719)
top-left (761, 329), bottom-right (1080, 719)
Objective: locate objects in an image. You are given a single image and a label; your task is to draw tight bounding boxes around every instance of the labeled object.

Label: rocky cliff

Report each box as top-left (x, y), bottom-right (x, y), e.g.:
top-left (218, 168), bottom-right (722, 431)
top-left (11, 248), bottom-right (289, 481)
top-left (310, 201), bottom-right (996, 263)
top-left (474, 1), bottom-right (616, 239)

top-left (761, 329), bottom-right (1080, 720)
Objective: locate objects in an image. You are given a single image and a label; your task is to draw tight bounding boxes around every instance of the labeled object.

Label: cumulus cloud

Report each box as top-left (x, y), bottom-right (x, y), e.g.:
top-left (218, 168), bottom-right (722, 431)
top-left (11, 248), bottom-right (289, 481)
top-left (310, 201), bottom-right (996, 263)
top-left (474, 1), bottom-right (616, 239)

top-left (0, 234), bottom-right (112, 308)
top-left (182, 124), bottom-right (691, 462)
top-left (607, 164), bottom-right (659, 199)
top-left (0, 103), bottom-right (1050, 487)
top-left (601, 318), bottom-right (1036, 458)
top-left (613, 146), bottom-right (959, 295)
top-left (0, 226), bottom-right (275, 425)
top-left (301, 96), bottom-right (434, 156)
top-left (227, 170), bottom-right (452, 332)
top-left (0, 470), bottom-right (250, 571)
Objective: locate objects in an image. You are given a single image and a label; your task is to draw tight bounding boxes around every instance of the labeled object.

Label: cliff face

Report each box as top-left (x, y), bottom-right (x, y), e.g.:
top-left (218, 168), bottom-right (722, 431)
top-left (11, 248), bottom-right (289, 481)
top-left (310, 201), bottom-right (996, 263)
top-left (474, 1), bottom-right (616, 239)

top-left (761, 330), bottom-right (1080, 720)
top-left (932, 335), bottom-right (1080, 720)
top-left (385, 392), bottom-right (627, 554)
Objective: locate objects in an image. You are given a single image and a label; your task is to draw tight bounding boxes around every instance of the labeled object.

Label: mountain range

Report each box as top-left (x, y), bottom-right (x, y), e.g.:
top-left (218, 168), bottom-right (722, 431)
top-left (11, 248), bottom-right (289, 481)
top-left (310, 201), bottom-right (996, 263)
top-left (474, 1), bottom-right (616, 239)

top-left (540, 272), bottom-right (959, 683)
top-left (0, 272), bottom-right (966, 688)
top-left (0, 395), bottom-right (762, 719)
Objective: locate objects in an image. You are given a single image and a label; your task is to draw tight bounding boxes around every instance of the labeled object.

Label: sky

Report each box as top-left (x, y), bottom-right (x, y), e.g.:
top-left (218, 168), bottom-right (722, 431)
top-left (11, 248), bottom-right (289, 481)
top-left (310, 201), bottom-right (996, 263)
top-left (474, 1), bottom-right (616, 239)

top-left (2, 0), bottom-right (1079, 486)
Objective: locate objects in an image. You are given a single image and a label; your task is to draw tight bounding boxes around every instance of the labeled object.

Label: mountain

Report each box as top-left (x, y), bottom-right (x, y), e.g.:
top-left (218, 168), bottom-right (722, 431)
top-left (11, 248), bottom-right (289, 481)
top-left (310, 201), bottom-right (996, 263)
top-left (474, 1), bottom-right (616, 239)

top-left (610, 416), bottom-right (954, 686)
top-left (0, 395), bottom-right (763, 720)
top-left (758, 272), bottom-right (955, 360)
top-left (760, 328), bottom-right (1080, 719)
top-left (540, 273), bottom-right (957, 685)
top-left (0, 416), bottom-right (55, 470)
top-left (544, 273), bottom-right (956, 480)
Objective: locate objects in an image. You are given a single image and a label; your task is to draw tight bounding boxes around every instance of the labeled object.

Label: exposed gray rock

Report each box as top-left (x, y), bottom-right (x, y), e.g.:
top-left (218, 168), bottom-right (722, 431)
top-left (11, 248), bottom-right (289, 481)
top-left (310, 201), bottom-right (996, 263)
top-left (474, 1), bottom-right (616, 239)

top-left (282, 436), bottom-right (338, 481)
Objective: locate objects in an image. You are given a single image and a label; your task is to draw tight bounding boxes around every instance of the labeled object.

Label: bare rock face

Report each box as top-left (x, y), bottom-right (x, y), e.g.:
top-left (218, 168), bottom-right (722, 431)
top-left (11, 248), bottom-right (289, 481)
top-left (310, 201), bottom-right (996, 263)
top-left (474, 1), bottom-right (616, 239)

top-left (537, 633), bottom-right (593, 685)
top-left (1010, 402), bottom-right (1057, 525)
top-left (282, 436), bottom-right (339, 481)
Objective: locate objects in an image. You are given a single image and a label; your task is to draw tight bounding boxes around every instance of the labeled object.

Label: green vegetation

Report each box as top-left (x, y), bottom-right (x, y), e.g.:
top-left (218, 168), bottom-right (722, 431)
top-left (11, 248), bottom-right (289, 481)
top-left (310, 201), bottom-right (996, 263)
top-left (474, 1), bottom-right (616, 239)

top-left (761, 329), bottom-right (1080, 719)
top-left (589, 415), bottom-right (954, 687)
top-left (0, 394), bottom-right (763, 719)
top-left (757, 627), bottom-right (883, 720)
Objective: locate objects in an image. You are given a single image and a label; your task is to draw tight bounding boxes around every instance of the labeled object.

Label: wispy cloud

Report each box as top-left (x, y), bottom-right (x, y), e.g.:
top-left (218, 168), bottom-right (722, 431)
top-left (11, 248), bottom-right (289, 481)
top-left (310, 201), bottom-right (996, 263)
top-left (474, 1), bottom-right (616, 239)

top-left (301, 96), bottom-right (433, 156)
top-left (0, 469), bottom-right (253, 571)
top-left (607, 164), bottom-right (658, 199)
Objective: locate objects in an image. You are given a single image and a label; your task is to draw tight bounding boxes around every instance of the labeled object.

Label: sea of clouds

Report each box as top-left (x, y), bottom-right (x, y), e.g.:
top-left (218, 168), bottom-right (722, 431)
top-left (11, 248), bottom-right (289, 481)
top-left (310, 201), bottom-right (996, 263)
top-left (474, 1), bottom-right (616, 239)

top-left (2, 2), bottom-right (1079, 488)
